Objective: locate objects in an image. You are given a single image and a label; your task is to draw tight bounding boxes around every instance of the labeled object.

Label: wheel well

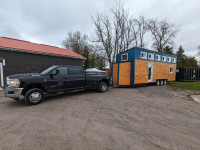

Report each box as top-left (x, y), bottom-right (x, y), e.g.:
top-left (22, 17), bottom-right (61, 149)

top-left (99, 79), bottom-right (109, 86)
top-left (22, 84), bottom-right (46, 96)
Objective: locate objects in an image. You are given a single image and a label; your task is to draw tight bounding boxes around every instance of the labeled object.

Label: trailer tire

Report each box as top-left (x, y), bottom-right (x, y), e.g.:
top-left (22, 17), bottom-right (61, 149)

top-left (24, 88), bottom-right (45, 105)
top-left (160, 80), bottom-right (164, 85)
top-left (156, 80), bottom-right (160, 86)
top-left (164, 79), bottom-right (167, 85)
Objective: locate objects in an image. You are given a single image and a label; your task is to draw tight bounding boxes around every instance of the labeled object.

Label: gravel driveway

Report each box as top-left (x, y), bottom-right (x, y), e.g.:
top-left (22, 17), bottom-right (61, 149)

top-left (0, 85), bottom-right (200, 150)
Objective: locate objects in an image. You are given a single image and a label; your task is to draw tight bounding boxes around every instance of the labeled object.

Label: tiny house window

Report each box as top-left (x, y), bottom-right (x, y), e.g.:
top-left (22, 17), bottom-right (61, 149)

top-left (169, 66), bottom-right (173, 73)
top-left (148, 53), bottom-right (154, 60)
top-left (162, 56), bottom-right (166, 62)
top-left (140, 52), bottom-right (147, 59)
top-left (156, 55), bottom-right (161, 61)
top-left (167, 57), bottom-right (171, 62)
top-left (121, 53), bottom-right (128, 61)
top-left (172, 58), bottom-right (176, 63)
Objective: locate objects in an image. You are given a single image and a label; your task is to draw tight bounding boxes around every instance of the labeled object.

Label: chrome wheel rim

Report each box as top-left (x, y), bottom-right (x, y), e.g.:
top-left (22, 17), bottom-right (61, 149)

top-left (29, 92), bottom-right (41, 102)
top-left (102, 83), bottom-right (107, 92)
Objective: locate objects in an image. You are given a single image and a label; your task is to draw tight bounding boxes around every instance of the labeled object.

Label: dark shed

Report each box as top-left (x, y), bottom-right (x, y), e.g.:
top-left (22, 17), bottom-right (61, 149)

top-left (176, 68), bottom-right (200, 81)
top-left (0, 37), bottom-right (85, 86)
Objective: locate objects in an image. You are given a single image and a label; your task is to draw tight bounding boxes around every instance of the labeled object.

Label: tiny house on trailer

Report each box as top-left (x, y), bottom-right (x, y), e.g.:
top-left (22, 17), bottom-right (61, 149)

top-left (112, 47), bottom-right (177, 86)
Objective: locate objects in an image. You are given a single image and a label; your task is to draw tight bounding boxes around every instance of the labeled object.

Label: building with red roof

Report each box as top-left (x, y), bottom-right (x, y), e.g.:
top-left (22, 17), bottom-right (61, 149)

top-left (0, 37), bottom-right (85, 85)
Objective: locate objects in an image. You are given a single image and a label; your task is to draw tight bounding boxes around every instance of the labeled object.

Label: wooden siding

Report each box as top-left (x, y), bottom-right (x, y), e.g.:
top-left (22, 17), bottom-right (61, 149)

top-left (119, 62), bottom-right (131, 85)
top-left (113, 63), bottom-right (118, 85)
top-left (134, 60), bottom-right (176, 84)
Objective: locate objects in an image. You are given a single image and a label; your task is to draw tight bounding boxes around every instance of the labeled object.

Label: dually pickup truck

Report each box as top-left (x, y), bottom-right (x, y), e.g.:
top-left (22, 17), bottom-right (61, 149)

top-left (5, 65), bottom-right (110, 105)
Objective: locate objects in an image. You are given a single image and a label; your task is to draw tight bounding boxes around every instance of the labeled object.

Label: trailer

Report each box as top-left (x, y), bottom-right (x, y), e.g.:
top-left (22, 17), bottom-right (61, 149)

top-left (112, 47), bottom-right (177, 86)
top-left (176, 68), bottom-right (200, 81)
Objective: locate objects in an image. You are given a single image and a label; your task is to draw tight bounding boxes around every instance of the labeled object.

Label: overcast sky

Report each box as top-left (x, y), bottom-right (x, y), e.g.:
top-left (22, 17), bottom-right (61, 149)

top-left (0, 0), bottom-right (199, 56)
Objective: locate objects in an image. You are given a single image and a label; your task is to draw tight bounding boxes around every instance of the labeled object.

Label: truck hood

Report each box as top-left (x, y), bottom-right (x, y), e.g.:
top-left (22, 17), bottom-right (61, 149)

top-left (7, 73), bottom-right (41, 80)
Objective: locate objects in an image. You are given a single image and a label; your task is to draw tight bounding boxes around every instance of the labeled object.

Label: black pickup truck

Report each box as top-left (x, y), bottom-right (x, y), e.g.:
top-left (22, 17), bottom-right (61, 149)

top-left (5, 65), bottom-right (110, 105)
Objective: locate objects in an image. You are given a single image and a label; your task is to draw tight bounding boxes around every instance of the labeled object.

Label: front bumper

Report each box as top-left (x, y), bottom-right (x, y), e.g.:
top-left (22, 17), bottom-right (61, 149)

top-left (5, 87), bottom-right (23, 98)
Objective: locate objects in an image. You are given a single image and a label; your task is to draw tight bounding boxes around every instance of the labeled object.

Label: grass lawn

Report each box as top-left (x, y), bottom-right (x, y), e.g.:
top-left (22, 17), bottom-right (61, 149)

top-left (168, 81), bottom-right (200, 91)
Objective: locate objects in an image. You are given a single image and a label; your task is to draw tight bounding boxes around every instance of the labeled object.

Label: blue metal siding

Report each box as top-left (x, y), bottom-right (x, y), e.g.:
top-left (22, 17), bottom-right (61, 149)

top-left (134, 48), bottom-right (177, 63)
top-left (116, 47), bottom-right (177, 64)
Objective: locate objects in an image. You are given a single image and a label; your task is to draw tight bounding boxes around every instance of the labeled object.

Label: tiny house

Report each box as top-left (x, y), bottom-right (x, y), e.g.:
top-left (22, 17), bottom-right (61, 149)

top-left (112, 47), bottom-right (177, 86)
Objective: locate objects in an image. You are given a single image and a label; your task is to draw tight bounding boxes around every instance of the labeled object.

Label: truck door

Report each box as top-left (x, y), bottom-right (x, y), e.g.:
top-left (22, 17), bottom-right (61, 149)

top-left (48, 66), bottom-right (68, 92)
top-left (68, 66), bottom-right (85, 89)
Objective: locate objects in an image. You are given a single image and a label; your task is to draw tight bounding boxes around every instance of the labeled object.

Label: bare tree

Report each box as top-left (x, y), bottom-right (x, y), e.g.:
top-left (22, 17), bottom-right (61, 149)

top-left (62, 31), bottom-right (88, 54)
top-left (132, 16), bottom-right (148, 48)
top-left (148, 19), bottom-right (180, 52)
top-left (92, 2), bottom-right (135, 69)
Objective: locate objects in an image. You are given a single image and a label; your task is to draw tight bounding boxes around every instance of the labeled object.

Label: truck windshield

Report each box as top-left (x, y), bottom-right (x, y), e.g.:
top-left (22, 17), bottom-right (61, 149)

top-left (40, 66), bottom-right (57, 75)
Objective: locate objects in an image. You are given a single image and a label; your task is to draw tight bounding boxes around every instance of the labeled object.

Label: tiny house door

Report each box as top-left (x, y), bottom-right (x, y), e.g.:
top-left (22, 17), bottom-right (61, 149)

top-left (148, 63), bottom-right (153, 82)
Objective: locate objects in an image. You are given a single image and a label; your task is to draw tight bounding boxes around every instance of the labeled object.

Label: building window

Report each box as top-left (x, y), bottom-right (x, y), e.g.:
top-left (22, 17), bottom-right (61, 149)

top-left (148, 53), bottom-right (154, 60)
top-left (121, 53), bottom-right (128, 61)
top-left (162, 56), bottom-right (166, 62)
top-left (156, 55), bottom-right (161, 61)
top-left (169, 66), bottom-right (173, 73)
top-left (167, 57), bottom-right (171, 62)
top-left (141, 52), bottom-right (147, 59)
top-left (172, 58), bottom-right (176, 63)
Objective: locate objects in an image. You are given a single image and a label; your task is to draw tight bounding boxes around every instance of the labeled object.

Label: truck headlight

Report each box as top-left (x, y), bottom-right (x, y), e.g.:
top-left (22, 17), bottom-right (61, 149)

top-left (7, 79), bottom-right (20, 87)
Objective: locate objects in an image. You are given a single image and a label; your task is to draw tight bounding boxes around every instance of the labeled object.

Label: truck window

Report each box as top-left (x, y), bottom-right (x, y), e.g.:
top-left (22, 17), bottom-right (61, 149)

top-left (40, 66), bottom-right (56, 75)
top-left (68, 67), bottom-right (83, 75)
top-left (52, 67), bottom-right (67, 76)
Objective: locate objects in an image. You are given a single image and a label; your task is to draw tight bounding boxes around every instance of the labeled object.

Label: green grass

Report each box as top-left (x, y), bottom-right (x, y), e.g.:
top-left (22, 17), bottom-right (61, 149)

top-left (168, 81), bottom-right (200, 91)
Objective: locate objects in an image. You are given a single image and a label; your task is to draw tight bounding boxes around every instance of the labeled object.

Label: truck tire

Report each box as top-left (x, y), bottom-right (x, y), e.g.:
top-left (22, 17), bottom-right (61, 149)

top-left (24, 88), bottom-right (45, 105)
top-left (99, 82), bottom-right (108, 93)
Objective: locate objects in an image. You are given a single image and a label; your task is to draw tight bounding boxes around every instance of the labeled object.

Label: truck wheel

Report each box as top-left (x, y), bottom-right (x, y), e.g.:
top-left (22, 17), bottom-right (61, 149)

top-left (24, 88), bottom-right (45, 105)
top-left (99, 82), bottom-right (108, 93)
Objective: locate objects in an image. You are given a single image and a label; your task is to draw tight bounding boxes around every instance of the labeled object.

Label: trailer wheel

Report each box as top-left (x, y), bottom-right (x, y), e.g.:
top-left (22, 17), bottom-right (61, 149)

top-left (156, 80), bottom-right (160, 86)
top-left (160, 80), bottom-right (164, 85)
top-left (24, 88), bottom-right (45, 105)
top-left (164, 79), bottom-right (167, 85)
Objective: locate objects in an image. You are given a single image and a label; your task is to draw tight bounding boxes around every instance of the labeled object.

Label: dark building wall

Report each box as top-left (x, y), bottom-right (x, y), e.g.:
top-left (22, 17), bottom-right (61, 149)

top-left (0, 50), bottom-right (83, 82)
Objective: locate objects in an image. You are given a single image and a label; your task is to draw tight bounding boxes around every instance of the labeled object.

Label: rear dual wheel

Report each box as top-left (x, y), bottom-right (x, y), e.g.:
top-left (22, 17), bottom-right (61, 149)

top-left (99, 82), bottom-right (108, 93)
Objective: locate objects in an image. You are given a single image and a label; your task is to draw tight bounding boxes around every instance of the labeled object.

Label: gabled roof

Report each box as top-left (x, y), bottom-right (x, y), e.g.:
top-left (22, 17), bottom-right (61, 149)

top-left (0, 37), bottom-right (85, 59)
